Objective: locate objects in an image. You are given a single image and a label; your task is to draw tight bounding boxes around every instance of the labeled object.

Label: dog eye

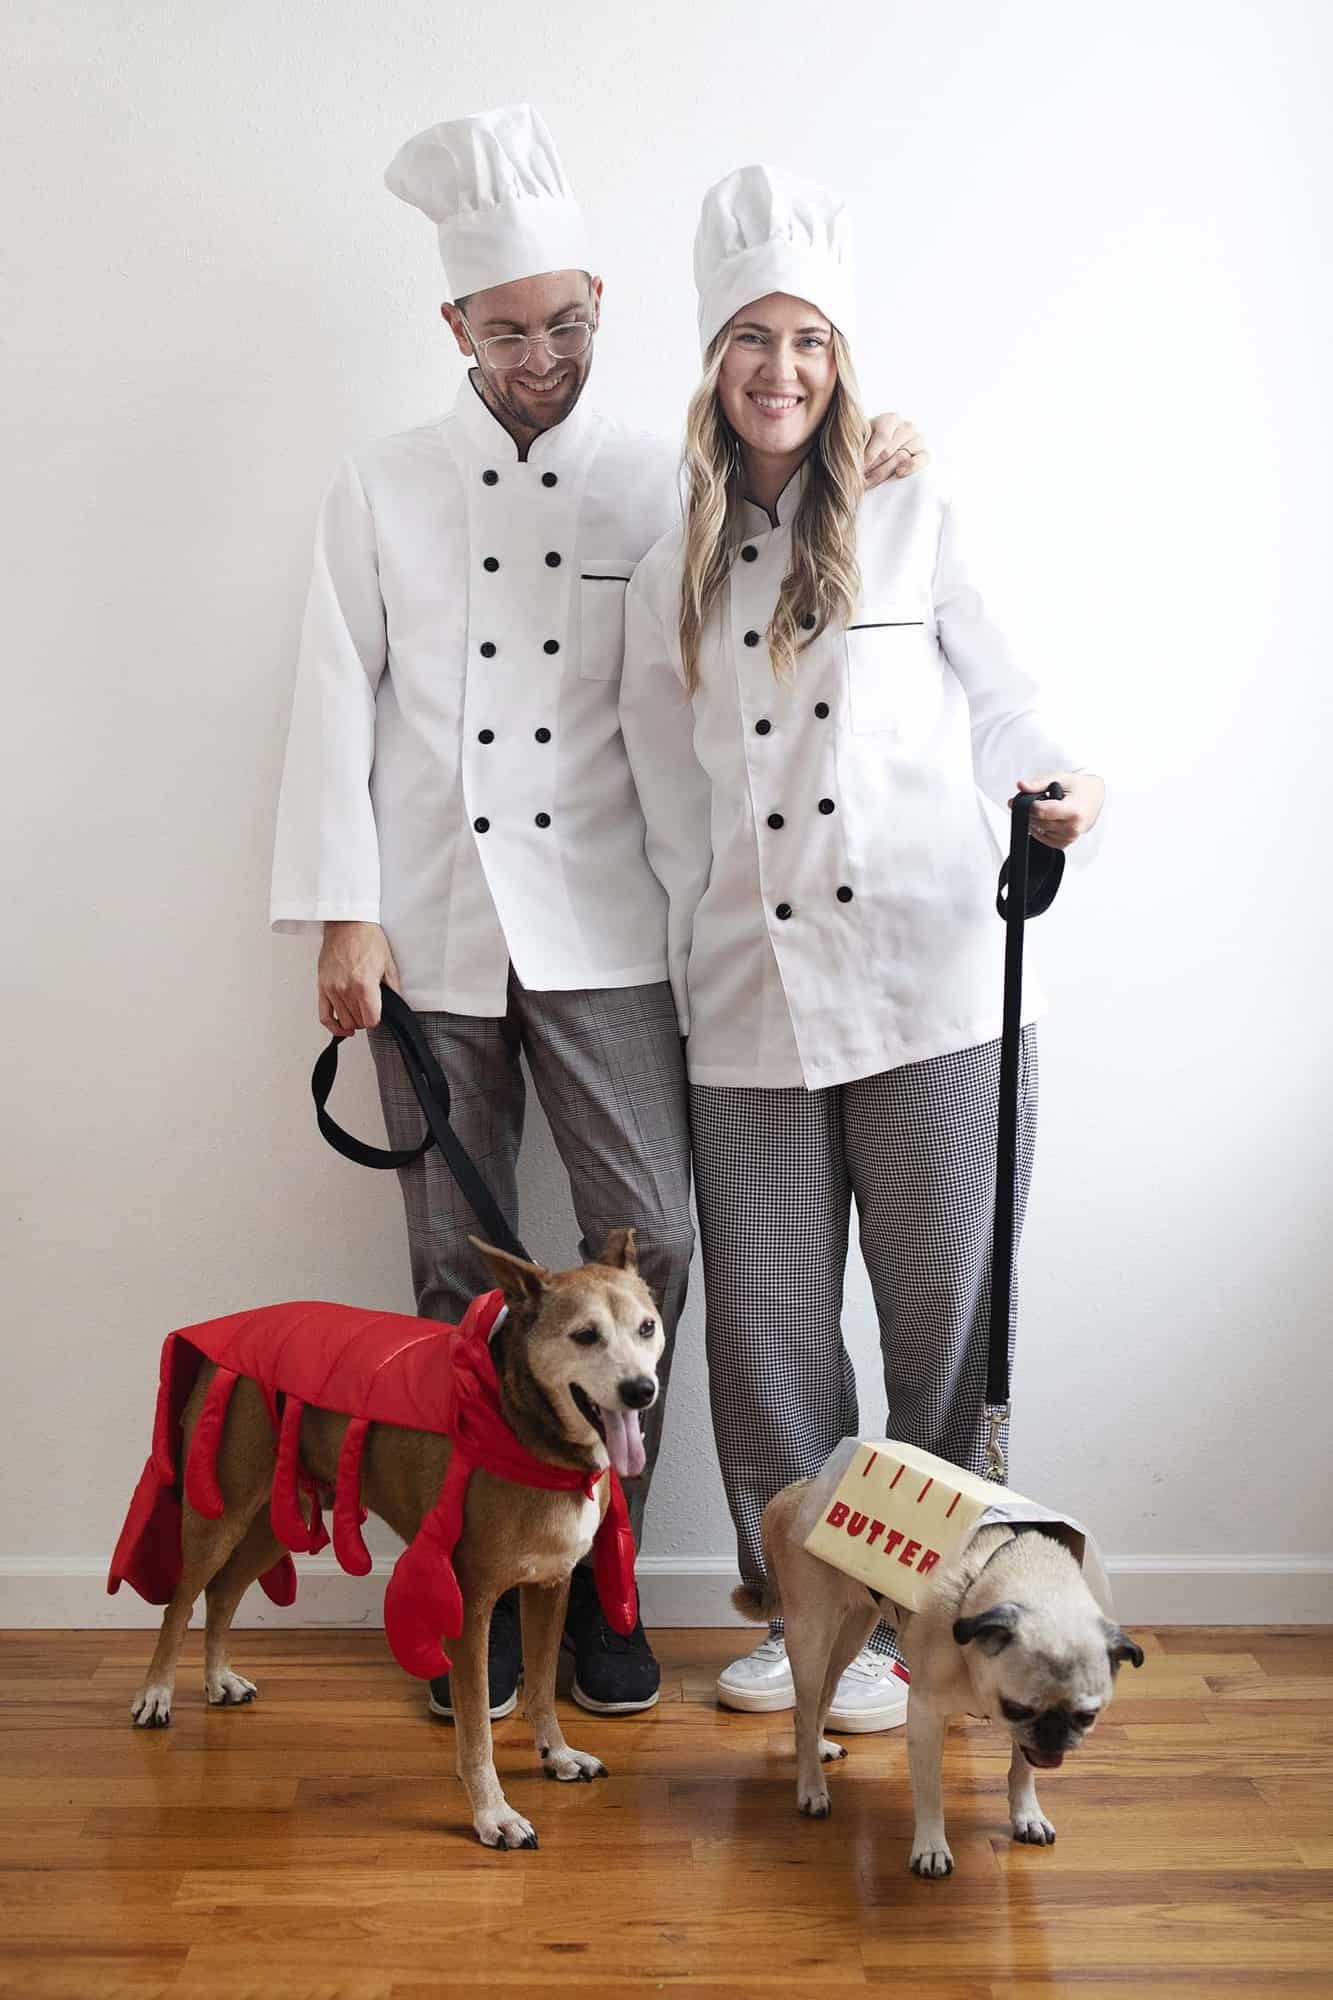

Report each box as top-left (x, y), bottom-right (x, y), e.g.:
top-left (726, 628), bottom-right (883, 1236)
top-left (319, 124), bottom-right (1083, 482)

top-left (1075, 1710), bottom-right (1098, 1729)
top-left (638, 1318), bottom-right (656, 1339)
top-left (570, 1327), bottom-right (602, 1348)
top-left (1000, 1700), bottom-right (1036, 1722)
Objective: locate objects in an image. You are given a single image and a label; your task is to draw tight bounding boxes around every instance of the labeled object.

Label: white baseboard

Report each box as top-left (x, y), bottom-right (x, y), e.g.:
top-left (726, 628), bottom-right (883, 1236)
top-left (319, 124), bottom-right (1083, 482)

top-left (1, 1553), bottom-right (1330, 1629)
top-left (1100, 1555), bottom-right (1333, 1626)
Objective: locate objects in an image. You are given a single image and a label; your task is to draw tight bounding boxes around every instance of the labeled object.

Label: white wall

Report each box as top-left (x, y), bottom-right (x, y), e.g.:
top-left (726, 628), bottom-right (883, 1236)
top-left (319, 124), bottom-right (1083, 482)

top-left (5, 0), bottom-right (1330, 1628)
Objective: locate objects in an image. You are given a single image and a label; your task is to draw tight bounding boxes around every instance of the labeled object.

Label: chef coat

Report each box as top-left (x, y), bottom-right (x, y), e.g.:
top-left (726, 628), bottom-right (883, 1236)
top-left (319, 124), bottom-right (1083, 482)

top-left (271, 373), bottom-right (679, 1015)
top-left (620, 468), bottom-right (1087, 1091)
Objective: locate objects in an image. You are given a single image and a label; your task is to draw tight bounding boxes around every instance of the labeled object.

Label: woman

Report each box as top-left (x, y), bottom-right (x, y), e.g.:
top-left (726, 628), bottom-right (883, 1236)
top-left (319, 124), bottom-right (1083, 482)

top-left (619, 165), bottom-right (1104, 1733)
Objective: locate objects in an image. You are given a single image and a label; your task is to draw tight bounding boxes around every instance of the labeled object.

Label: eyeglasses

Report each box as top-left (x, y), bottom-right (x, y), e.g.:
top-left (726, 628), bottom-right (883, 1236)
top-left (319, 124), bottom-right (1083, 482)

top-left (463, 320), bottom-right (595, 372)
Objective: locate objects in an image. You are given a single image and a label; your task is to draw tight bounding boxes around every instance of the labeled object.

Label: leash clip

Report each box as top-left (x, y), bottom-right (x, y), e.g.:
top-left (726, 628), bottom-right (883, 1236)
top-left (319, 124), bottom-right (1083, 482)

top-left (983, 1404), bottom-right (1010, 1484)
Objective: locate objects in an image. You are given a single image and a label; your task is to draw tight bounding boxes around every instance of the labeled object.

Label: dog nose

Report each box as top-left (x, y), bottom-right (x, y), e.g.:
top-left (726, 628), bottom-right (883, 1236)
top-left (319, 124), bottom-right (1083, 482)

top-left (618, 1375), bottom-right (656, 1410)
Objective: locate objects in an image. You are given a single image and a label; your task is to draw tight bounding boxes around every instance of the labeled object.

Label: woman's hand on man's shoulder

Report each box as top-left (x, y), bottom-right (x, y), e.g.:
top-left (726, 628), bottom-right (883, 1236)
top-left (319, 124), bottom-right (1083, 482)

top-left (863, 412), bottom-right (929, 490)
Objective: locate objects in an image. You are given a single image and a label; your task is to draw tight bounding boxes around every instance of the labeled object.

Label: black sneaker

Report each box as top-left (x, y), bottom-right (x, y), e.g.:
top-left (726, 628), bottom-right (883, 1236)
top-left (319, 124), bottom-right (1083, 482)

top-left (428, 1587), bottom-right (522, 1721)
top-left (563, 1564), bottom-right (661, 1714)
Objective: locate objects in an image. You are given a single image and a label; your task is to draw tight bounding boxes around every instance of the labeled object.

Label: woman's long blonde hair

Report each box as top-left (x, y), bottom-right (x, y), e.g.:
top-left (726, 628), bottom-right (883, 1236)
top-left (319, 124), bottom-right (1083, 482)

top-left (678, 324), bottom-right (867, 694)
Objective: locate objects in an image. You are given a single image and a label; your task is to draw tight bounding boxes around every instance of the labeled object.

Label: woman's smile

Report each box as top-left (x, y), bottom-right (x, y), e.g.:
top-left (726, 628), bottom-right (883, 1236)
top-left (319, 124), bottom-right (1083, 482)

top-left (747, 390), bottom-right (805, 417)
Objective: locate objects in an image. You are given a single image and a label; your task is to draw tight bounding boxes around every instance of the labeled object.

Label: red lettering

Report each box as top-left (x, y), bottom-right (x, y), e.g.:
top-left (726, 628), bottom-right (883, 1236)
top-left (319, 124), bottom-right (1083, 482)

top-left (899, 1538), bottom-right (922, 1567)
top-left (883, 1529), bottom-right (905, 1558)
top-left (917, 1548), bottom-right (940, 1576)
top-left (847, 1510), bottom-right (868, 1538)
top-left (826, 1502), bottom-right (850, 1528)
top-left (866, 1519), bottom-right (885, 1547)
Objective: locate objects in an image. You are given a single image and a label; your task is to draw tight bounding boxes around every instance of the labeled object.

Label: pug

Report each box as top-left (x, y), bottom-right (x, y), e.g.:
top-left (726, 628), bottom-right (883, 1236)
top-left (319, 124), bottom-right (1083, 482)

top-left (737, 1484), bottom-right (1144, 1877)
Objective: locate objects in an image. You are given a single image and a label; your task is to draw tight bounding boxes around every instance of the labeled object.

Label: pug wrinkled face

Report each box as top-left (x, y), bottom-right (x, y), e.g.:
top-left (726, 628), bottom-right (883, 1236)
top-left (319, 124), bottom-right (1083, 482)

top-left (953, 1600), bottom-right (1145, 1771)
top-left (473, 1230), bottom-right (665, 1480)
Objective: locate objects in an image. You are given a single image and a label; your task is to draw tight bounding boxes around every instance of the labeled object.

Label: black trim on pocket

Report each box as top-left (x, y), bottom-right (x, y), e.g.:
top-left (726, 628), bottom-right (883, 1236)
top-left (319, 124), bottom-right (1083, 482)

top-left (581, 574), bottom-right (632, 583)
top-left (846, 620), bottom-right (925, 630)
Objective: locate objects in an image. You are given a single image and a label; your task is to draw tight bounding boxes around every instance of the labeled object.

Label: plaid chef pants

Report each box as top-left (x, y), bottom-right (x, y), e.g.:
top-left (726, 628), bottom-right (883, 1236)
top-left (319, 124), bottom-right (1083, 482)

top-left (690, 1030), bottom-right (1038, 1655)
top-left (370, 969), bottom-right (694, 1546)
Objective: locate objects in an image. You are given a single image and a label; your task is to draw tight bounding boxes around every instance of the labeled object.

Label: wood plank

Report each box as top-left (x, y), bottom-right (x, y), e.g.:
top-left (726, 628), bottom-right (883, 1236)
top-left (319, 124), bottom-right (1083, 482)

top-left (0, 1627), bottom-right (1330, 1994)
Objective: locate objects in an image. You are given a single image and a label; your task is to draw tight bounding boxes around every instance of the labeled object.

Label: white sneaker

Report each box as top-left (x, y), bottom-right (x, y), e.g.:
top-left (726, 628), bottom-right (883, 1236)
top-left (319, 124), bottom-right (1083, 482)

top-left (716, 1634), bottom-right (795, 1712)
top-left (826, 1648), bottom-right (911, 1733)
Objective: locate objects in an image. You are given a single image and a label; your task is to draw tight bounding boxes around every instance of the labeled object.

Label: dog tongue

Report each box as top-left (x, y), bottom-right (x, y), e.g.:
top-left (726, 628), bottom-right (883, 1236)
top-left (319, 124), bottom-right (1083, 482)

top-left (600, 1404), bottom-right (646, 1480)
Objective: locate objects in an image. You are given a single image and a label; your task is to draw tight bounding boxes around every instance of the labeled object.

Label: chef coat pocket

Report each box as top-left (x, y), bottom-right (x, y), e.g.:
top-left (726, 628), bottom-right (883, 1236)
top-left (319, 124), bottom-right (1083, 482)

top-left (579, 565), bottom-right (634, 681)
top-left (845, 618), bottom-right (938, 738)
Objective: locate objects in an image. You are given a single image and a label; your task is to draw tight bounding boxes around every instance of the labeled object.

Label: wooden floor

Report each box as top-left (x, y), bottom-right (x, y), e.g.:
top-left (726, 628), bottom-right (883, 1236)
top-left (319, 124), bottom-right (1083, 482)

top-left (1, 1627), bottom-right (1330, 1998)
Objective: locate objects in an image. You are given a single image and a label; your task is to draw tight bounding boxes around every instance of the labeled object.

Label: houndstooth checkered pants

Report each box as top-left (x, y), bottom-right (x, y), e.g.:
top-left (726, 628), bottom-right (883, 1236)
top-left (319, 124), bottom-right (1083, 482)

top-left (690, 1030), bottom-right (1037, 1656)
top-left (369, 970), bottom-right (694, 1545)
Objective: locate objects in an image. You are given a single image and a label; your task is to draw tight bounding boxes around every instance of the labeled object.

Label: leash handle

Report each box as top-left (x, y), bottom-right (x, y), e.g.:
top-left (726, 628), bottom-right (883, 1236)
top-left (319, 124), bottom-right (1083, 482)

top-left (986, 785), bottom-right (1066, 1450)
top-left (311, 985), bottom-right (532, 1265)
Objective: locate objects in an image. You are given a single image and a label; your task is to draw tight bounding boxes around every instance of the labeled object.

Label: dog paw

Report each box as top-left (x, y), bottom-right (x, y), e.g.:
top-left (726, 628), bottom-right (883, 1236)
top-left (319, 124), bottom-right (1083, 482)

top-left (797, 1782), bottom-right (831, 1819)
top-left (818, 1737), bottom-right (848, 1764)
top-left (541, 1747), bottom-right (608, 1784)
top-left (1012, 1809), bottom-right (1057, 1846)
top-left (130, 1685), bottom-right (173, 1729)
top-left (206, 1670), bottom-right (258, 1707)
top-left (475, 1806), bottom-right (539, 1850)
top-left (910, 1840), bottom-right (955, 1879)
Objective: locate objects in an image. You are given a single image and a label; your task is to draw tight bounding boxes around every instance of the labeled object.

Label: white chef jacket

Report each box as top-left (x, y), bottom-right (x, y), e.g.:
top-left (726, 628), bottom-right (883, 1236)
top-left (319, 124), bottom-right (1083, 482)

top-left (271, 374), bottom-right (679, 1015)
top-left (620, 468), bottom-right (1086, 1090)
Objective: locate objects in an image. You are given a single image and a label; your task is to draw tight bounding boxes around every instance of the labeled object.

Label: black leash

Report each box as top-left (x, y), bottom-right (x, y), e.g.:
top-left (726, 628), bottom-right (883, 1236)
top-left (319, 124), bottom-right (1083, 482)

top-left (310, 790), bottom-right (1065, 1382)
top-left (983, 784), bottom-right (1066, 1479)
top-left (311, 984), bottom-right (533, 1264)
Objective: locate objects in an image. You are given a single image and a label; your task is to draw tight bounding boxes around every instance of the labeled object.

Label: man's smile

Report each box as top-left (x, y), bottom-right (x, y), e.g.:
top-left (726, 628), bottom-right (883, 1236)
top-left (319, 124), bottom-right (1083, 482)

top-left (514, 369), bottom-right (571, 397)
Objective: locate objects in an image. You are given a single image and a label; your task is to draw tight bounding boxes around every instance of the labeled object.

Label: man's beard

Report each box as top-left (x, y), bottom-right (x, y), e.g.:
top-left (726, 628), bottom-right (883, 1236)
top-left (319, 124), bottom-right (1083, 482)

top-left (480, 354), bottom-right (589, 437)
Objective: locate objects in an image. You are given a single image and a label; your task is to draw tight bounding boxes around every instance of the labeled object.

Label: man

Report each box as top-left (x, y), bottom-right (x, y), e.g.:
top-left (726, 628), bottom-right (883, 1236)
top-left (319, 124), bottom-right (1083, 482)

top-left (271, 104), bottom-right (926, 1723)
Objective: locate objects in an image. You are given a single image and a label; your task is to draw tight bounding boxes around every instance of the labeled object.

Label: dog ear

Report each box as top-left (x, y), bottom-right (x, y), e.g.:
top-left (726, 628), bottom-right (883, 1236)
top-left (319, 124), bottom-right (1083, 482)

top-left (596, 1226), bottom-right (639, 1271)
top-left (1103, 1620), bottom-right (1145, 1670)
top-left (469, 1239), bottom-right (552, 1312)
top-left (953, 1602), bottom-right (1023, 1654)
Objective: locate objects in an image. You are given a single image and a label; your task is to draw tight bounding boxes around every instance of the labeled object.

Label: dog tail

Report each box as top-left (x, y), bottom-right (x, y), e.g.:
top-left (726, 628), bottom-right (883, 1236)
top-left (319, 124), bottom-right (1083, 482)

top-left (731, 1580), bottom-right (779, 1624)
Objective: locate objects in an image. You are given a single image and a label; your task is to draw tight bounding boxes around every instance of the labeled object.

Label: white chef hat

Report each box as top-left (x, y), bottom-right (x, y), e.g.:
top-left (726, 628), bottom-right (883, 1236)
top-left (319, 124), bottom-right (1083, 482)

top-left (694, 164), bottom-right (855, 355)
top-left (385, 103), bottom-right (591, 299)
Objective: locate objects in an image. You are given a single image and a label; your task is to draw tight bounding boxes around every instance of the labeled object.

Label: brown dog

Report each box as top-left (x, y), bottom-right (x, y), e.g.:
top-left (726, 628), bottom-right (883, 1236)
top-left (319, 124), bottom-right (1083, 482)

top-left (129, 1231), bottom-right (665, 1850)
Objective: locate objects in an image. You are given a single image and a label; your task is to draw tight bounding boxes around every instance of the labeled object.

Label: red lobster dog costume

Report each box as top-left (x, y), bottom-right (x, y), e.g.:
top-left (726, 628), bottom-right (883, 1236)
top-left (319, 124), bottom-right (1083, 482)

top-left (108, 1292), bottom-right (638, 1677)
